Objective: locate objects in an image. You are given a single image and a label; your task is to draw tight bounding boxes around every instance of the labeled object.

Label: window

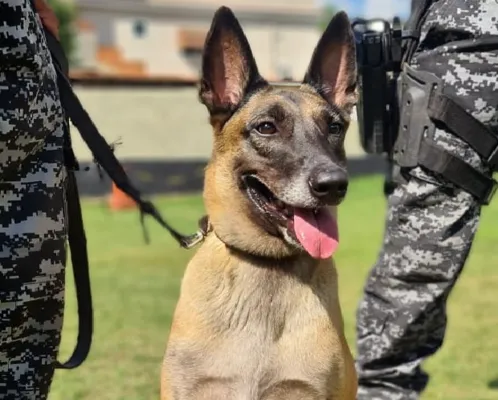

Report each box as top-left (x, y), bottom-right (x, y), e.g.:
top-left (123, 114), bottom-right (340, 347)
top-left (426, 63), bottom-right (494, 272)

top-left (133, 20), bottom-right (147, 38)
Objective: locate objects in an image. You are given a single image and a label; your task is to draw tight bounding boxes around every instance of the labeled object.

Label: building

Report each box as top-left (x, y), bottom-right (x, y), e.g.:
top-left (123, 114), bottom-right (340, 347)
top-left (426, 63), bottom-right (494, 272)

top-left (72, 0), bottom-right (321, 82)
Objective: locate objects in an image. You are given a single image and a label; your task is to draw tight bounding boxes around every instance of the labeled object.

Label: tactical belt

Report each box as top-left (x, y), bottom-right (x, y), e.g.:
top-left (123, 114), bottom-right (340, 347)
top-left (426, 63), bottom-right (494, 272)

top-left (393, 64), bottom-right (498, 205)
top-left (401, 0), bottom-right (433, 64)
top-left (40, 28), bottom-right (203, 369)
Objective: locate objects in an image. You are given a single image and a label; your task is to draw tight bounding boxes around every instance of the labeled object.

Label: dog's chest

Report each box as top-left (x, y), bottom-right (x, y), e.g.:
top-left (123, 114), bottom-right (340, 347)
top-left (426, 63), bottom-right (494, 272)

top-left (165, 256), bottom-right (346, 399)
top-left (167, 279), bottom-right (343, 399)
top-left (169, 325), bottom-right (340, 400)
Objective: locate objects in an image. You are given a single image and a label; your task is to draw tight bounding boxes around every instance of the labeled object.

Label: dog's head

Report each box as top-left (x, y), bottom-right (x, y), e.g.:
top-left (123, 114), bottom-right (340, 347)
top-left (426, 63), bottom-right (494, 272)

top-left (201, 6), bottom-right (357, 260)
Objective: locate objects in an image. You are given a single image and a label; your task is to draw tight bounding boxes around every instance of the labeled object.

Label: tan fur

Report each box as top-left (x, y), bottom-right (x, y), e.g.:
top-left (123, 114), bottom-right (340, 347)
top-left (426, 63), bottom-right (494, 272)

top-left (161, 7), bottom-right (358, 399)
top-left (160, 114), bottom-right (357, 398)
top-left (161, 231), bottom-right (357, 400)
top-left (202, 87), bottom-right (351, 260)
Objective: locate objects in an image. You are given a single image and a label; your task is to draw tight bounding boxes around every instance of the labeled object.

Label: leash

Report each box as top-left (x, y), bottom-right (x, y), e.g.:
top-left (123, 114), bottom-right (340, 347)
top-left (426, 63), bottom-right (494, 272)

top-left (39, 27), bottom-right (206, 369)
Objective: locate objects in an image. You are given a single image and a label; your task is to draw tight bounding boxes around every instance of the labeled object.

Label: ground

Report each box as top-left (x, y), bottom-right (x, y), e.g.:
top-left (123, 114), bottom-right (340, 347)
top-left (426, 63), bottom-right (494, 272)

top-left (49, 175), bottom-right (498, 400)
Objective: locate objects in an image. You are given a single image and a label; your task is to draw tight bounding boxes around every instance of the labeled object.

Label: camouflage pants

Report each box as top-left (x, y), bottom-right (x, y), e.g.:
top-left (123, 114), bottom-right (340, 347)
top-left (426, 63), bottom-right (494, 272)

top-left (0, 1), bottom-right (67, 399)
top-left (355, 1), bottom-right (498, 399)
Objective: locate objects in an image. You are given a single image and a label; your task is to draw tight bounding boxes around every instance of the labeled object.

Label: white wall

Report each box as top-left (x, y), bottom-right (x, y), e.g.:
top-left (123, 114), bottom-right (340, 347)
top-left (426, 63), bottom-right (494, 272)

top-left (273, 26), bottom-right (319, 80)
top-left (83, 11), bottom-right (115, 46)
top-left (68, 86), bottom-right (363, 163)
top-left (75, 30), bottom-right (98, 68)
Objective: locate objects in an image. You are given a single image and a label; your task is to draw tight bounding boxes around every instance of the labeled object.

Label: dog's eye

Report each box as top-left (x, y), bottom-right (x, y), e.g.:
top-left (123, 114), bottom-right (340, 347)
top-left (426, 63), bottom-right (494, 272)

top-left (256, 122), bottom-right (277, 135)
top-left (328, 122), bottom-right (343, 135)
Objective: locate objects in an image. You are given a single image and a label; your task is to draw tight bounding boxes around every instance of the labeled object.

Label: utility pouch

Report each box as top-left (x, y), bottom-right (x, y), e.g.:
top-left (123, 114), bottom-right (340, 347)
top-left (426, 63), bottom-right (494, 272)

top-left (392, 64), bottom-right (497, 205)
top-left (393, 65), bottom-right (441, 168)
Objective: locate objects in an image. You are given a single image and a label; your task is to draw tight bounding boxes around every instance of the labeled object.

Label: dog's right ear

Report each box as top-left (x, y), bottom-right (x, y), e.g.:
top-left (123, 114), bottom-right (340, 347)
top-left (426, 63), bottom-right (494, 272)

top-left (199, 6), bottom-right (267, 118)
top-left (303, 11), bottom-right (357, 114)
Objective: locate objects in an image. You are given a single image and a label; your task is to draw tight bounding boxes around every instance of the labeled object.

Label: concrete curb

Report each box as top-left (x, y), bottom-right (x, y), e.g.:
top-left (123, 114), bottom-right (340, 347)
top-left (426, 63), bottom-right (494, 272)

top-left (74, 155), bottom-right (388, 197)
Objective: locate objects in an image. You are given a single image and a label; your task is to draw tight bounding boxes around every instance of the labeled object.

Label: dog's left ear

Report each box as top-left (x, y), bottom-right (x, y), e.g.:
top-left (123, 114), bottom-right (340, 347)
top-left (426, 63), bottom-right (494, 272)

top-left (199, 6), bottom-right (267, 117)
top-left (303, 11), bottom-right (357, 113)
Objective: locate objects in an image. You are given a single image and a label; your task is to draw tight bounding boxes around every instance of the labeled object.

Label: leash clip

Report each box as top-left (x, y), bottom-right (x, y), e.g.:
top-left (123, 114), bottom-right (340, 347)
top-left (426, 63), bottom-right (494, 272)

top-left (180, 215), bottom-right (212, 249)
top-left (181, 231), bottom-right (206, 249)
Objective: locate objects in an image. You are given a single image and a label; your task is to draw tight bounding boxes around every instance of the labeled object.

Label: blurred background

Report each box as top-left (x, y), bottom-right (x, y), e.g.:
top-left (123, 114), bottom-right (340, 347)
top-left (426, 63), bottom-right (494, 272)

top-left (46, 1), bottom-right (498, 399)
top-left (52, 0), bottom-right (412, 195)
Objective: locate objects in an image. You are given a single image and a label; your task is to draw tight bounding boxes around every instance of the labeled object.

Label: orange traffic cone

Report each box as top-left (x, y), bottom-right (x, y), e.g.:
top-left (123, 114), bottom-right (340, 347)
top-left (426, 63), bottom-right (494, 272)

top-left (108, 182), bottom-right (137, 211)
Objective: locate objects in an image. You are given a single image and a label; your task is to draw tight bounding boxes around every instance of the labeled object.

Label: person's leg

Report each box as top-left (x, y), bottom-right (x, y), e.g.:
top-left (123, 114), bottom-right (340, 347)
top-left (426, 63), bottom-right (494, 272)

top-left (355, 1), bottom-right (498, 399)
top-left (0, 1), bottom-right (67, 399)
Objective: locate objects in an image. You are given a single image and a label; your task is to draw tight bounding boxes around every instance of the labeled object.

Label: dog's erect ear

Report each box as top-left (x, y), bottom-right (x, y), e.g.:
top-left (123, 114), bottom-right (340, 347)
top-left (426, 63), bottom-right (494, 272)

top-left (199, 6), bottom-right (267, 115)
top-left (303, 11), bottom-right (357, 113)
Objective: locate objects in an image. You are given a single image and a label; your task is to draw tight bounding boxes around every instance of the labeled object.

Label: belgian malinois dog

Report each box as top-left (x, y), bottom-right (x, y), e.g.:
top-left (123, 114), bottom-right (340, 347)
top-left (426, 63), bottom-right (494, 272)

top-left (161, 6), bottom-right (358, 399)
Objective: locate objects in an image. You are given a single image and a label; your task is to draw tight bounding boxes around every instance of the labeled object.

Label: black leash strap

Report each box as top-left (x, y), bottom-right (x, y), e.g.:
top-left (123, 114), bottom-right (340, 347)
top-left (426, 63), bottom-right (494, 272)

top-left (40, 27), bottom-right (204, 369)
top-left (43, 29), bottom-right (202, 248)
top-left (55, 169), bottom-right (94, 369)
top-left (41, 28), bottom-right (93, 370)
top-left (54, 66), bottom-right (200, 247)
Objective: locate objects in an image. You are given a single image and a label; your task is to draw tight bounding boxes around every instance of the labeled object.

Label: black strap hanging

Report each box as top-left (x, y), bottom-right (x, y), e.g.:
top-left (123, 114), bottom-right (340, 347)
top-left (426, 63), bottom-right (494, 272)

top-left (40, 27), bottom-right (203, 369)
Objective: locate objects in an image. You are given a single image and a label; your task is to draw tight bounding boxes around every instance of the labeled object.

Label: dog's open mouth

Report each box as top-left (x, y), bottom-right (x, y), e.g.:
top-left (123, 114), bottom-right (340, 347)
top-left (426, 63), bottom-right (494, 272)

top-left (242, 175), bottom-right (339, 259)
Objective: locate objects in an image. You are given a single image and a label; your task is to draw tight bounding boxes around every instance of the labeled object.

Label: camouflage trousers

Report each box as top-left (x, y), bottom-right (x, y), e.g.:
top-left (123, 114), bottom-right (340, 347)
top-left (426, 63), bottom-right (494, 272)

top-left (355, 1), bottom-right (498, 399)
top-left (0, 1), bottom-right (67, 399)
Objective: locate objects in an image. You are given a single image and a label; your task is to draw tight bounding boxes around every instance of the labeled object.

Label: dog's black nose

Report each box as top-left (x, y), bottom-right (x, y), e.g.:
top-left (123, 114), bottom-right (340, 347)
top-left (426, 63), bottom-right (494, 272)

top-left (309, 168), bottom-right (348, 200)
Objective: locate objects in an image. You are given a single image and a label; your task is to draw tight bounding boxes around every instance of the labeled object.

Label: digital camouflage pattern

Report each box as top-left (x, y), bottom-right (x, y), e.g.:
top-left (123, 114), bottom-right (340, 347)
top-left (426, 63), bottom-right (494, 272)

top-left (356, 0), bottom-right (498, 399)
top-left (0, 0), bottom-right (67, 399)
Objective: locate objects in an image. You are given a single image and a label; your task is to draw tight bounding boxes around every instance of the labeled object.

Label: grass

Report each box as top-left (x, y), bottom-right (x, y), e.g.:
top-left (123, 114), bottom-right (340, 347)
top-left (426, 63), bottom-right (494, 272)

top-left (49, 175), bottom-right (498, 400)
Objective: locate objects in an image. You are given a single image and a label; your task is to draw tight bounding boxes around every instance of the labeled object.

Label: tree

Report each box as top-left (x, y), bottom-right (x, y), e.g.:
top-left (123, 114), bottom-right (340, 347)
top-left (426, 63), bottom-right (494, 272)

top-left (318, 3), bottom-right (338, 31)
top-left (46, 0), bottom-right (78, 65)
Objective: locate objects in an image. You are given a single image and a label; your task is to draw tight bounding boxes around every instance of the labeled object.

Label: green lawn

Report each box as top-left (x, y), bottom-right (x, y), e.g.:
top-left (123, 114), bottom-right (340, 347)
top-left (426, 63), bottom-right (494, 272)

top-left (49, 175), bottom-right (498, 400)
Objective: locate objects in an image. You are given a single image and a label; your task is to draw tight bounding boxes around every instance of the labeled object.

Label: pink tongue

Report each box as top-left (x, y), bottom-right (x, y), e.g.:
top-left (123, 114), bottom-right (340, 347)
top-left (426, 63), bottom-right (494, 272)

top-left (293, 208), bottom-right (339, 259)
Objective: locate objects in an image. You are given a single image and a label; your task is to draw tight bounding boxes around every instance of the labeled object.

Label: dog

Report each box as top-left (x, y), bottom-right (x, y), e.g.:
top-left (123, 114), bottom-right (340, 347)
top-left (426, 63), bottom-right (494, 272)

top-left (161, 6), bottom-right (358, 399)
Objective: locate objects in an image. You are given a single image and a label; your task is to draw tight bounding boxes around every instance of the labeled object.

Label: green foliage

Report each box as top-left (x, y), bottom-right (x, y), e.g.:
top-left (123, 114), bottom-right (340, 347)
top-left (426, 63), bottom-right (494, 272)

top-left (46, 0), bottom-right (77, 65)
top-left (318, 3), bottom-right (339, 31)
